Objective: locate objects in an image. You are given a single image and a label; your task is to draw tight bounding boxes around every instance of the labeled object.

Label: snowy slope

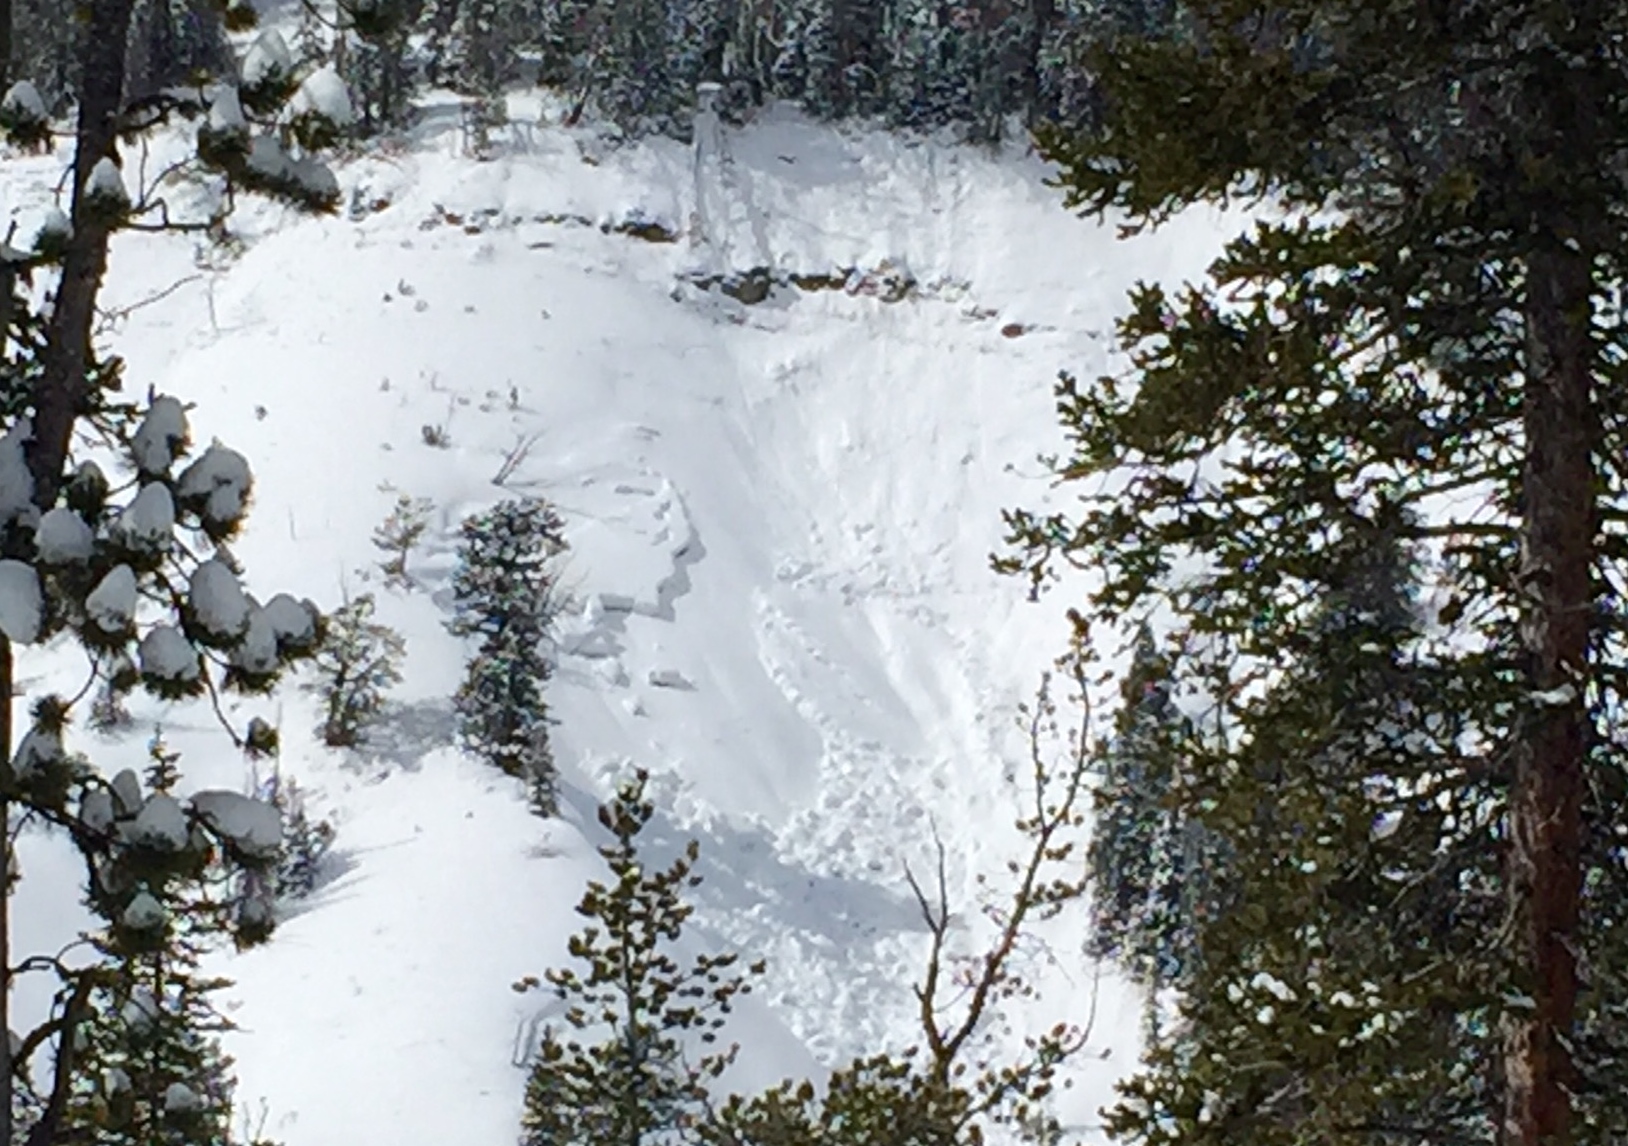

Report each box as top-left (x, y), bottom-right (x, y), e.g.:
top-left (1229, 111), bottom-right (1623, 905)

top-left (5, 97), bottom-right (1233, 1144)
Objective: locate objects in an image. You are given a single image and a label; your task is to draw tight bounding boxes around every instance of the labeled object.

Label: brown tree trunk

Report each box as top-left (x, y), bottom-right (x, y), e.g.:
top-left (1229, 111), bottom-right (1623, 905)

top-left (1502, 241), bottom-right (1594, 1146)
top-left (27, 0), bottom-right (139, 511)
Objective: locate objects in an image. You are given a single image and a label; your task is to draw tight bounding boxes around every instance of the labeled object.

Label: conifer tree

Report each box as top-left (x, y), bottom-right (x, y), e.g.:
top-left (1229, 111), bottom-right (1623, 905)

top-left (1009, 3), bottom-right (1628, 1139)
top-left (1084, 625), bottom-right (1216, 1038)
top-left (447, 498), bottom-right (567, 813)
top-left (0, 6), bottom-right (346, 1139)
top-left (61, 733), bottom-right (261, 1146)
top-left (520, 769), bottom-right (762, 1146)
top-left (305, 591), bottom-right (405, 748)
top-left (371, 493), bottom-right (433, 590)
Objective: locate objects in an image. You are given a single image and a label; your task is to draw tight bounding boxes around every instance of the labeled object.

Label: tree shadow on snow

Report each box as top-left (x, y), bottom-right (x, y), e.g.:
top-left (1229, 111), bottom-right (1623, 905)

top-left (351, 698), bottom-right (458, 775)
top-left (554, 781), bottom-right (926, 954)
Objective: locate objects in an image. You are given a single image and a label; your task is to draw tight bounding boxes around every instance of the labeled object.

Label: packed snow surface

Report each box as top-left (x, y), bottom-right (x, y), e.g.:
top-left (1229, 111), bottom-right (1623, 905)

top-left (0, 97), bottom-right (1236, 1145)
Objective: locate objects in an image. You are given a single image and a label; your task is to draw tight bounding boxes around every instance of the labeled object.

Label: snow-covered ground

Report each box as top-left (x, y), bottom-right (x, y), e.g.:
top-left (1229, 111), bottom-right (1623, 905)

top-left (5, 96), bottom-right (1232, 1145)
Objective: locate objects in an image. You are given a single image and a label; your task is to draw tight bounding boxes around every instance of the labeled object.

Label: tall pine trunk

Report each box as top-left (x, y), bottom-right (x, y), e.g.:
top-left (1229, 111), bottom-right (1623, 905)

top-left (1506, 242), bottom-right (1594, 1146)
top-left (29, 0), bottom-right (139, 509)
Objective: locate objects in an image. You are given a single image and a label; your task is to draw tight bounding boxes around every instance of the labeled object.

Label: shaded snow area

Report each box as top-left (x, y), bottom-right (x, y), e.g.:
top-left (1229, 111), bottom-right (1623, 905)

top-left (3, 97), bottom-right (1232, 1145)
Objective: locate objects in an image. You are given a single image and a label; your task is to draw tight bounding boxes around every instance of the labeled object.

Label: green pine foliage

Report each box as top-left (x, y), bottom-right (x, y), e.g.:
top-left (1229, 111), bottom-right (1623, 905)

top-left (1008, 2), bottom-right (1628, 1141)
top-left (306, 592), bottom-right (405, 748)
top-left (448, 498), bottom-right (568, 813)
top-left (520, 769), bottom-right (764, 1146)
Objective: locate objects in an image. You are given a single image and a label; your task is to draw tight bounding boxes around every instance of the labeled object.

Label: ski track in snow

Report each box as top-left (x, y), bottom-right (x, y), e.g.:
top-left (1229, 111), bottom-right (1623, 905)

top-left (0, 95), bottom-right (1236, 1145)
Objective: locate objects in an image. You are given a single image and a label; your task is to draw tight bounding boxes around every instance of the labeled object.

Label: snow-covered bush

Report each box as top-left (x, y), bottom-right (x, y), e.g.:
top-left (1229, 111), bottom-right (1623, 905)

top-left (371, 492), bottom-right (433, 588)
top-left (304, 592), bottom-right (405, 748)
top-left (0, 80), bottom-right (50, 151)
top-left (446, 499), bottom-right (568, 813)
top-left (61, 733), bottom-right (266, 1146)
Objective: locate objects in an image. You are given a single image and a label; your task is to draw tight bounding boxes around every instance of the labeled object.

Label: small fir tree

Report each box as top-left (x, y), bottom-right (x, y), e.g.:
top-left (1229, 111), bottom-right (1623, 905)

top-left (371, 492), bottom-right (433, 590)
top-left (269, 773), bottom-right (335, 899)
top-left (519, 769), bottom-right (764, 1146)
top-left (305, 592), bottom-right (405, 748)
top-left (447, 498), bottom-right (567, 812)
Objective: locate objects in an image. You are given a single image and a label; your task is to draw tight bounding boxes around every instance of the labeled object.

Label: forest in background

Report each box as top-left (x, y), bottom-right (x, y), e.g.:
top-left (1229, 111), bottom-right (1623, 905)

top-left (9, 0), bottom-right (1176, 140)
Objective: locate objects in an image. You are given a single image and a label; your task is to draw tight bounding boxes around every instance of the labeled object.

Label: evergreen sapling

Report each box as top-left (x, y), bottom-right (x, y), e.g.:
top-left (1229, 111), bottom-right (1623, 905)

top-left (447, 498), bottom-right (567, 813)
top-left (518, 769), bottom-right (763, 1146)
top-left (305, 591), bottom-right (404, 748)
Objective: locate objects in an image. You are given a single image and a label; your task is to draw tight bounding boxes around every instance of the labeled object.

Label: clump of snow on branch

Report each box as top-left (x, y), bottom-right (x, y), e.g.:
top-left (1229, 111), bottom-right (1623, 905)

top-left (130, 396), bottom-right (190, 478)
top-left (189, 791), bottom-right (282, 859)
top-left (36, 507), bottom-right (94, 564)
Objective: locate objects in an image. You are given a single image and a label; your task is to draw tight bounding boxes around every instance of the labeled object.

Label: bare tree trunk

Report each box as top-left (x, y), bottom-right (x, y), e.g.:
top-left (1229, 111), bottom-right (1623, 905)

top-left (27, 0), bottom-right (139, 510)
top-left (1503, 241), bottom-right (1594, 1146)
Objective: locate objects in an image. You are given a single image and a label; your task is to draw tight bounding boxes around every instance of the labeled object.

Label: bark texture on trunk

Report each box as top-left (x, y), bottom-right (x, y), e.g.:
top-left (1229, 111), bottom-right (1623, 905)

top-left (1503, 242), bottom-right (1594, 1146)
top-left (27, 0), bottom-right (138, 511)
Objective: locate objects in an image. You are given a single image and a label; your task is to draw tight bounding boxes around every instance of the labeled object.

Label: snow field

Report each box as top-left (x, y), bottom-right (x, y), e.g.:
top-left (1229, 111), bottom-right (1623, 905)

top-left (3, 96), bottom-right (1233, 1144)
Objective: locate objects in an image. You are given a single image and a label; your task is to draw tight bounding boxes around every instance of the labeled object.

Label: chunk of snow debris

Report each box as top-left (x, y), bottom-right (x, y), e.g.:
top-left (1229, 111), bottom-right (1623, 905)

top-left (130, 396), bottom-right (189, 477)
top-left (164, 1082), bottom-right (201, 1113)
top-left (36, 209), bottom-right (70, 243)
top-left (12, 727), bottom-right (62, 778)
top-left (130, 794), bottom-right (188, 850)
top-left (189, 790), bottom-right (281, 857)
top-left (104, 1067), bottom-right (131, 1094)
top-left (0, 418), bottom-right (35, 525)
top-left (177, 444), bottom-right (251, 526)
top-left (291, 67), bottom-right (353, 126)
top-left (262, 593), bottom-right (317, 645)
top-left (1328, 990), bottom-right (1357, 1008)
top-left (229, 605), bottom-right (278, 675)
top-left (86, 157), bottom-right (128, 206)
top-left (1371, 809), bottom-right (1404, 841)
top-left (122, 891), bottom-right (167, 930)
top-left (648, 667), bottom-right (692, 689)
top-left (80, 789), bottom-right (114, 833)
top-left (208, 87), bottom-right (246, 132)
top-left (111, 483), bottom-right (175, 553)
top-left (86, 565), bottom-right (138, 633)
top-left (1256, 1005), bottom-right (1275, 1024)
top-left (1250, 972), bottom-right (1296, 1003)
top-left (36, 507), bottom-right (94, 563)
top-left (188, 559), bottom-right (250, 641)
top-left (242, 30), bottom-right (292, 87)
top-left (138, 625), bottom-right (199, 682)
top-left (1532, 683), bottom-right (1578, 706)
top-left (2, 82), bottom-right (45, 122)
top-left (0, 560), bottom-right (41, 642)
top-left (110, 769), bottom-right (142, 815)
